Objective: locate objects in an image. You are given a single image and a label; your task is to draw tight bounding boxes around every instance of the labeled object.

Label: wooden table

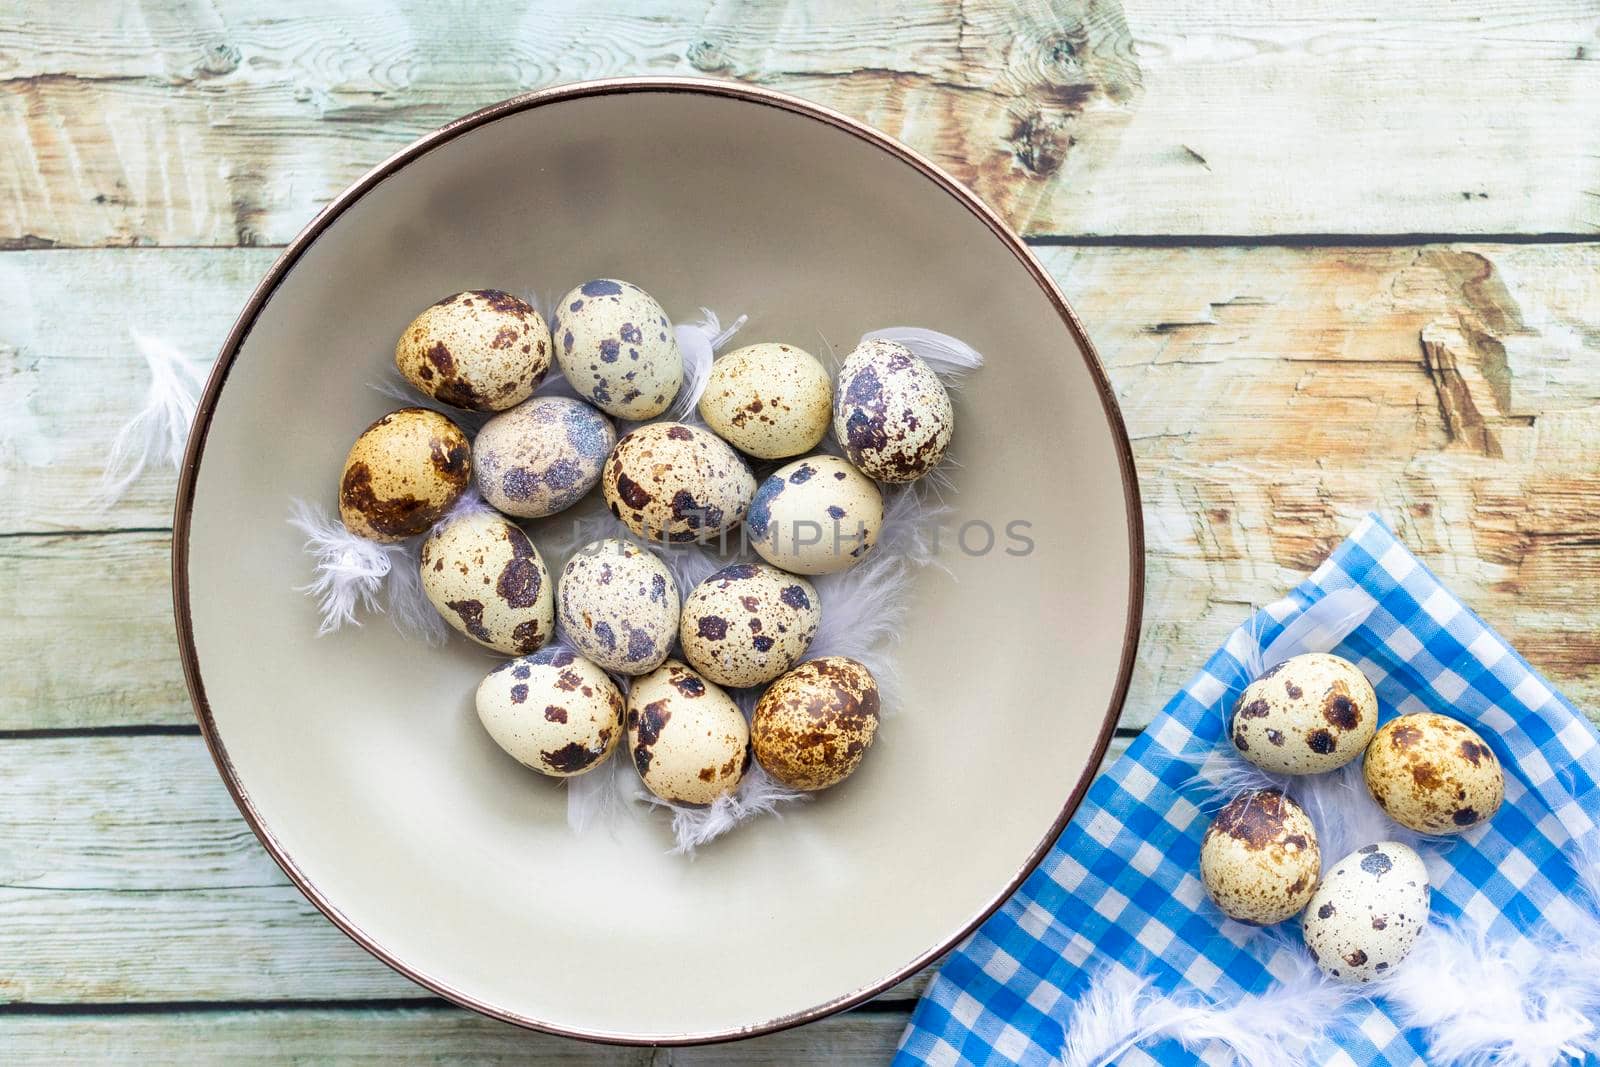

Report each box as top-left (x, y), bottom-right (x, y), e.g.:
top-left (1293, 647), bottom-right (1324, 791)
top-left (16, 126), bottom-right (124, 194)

top-left (3, 2), bottom-right (1597, 1060)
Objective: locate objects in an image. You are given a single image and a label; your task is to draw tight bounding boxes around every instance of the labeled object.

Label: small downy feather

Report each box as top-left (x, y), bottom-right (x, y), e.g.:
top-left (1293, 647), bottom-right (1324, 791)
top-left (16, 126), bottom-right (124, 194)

top-left (368, 371), bottom-right (493, 433)
top-left (1289, 760), bottom-right (1428, 863)
top-left (1059, 943), bottom-right (1358, 1067)
top-left (1243, 586), bottom-right (1379, 682)
top-left (648, 764), bottom-right (809, 856)
top-left (858, 326), bottom-right (984, 383)
top-left (666, 308), bottom-right (747, 422)
top-left (98, 332), bottom-right (208, 507)
top-left (1380, 919), bottom-right (1597, 1067)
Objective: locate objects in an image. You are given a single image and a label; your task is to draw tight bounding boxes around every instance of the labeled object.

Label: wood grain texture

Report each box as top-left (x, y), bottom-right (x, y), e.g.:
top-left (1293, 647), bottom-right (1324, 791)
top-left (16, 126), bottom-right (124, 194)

top-left (0, 1007), bottom-right (905, 1064)
top-left (2, 245), bottom-right (1596, 728)
top-left (1, 1), bottom-right (1597, 246)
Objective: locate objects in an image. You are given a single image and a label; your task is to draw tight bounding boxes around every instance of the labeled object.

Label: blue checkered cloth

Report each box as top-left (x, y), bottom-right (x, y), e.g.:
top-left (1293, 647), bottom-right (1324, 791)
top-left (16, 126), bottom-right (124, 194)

top-left (897, 515), bottom-right (1600, 1065)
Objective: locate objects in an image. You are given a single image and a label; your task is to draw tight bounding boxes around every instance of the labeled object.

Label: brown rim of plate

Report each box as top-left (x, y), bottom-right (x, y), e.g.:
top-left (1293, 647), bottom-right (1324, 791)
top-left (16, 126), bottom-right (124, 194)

top-left (171, 76), bottom-right (1145, 1047)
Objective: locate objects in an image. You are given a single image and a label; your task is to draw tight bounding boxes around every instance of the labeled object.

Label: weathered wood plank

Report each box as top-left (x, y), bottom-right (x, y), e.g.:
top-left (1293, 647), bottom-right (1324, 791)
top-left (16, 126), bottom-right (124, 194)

top-left (0, 734), bottom-right (1127, 1004)
top-left (3, 245), bottom-right (1597, 727)
top-left (0, 1), bottom-right (1596, 246)
top-left (0, 1006), bottom-right (908, 1064)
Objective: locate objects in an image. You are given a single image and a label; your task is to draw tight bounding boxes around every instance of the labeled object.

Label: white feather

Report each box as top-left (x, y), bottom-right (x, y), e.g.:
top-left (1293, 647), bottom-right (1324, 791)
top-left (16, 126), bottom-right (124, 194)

top-left (1060, 946), bottom-right (1358, 1067)
top-left (285, 499), bottom-right (448, 643)
top-left (1380, 919), bottom-right (1597, 1067)
top-left (859, 326), bottom-right (984, 381)
top-left (649, 764), bottom-right (809, 856)
top-left (97, 332), bottom-right (208, 506)
top-left (1289, 761), bottom-right (1429, 863)
top-left (667, 308), bottom-right (747, 422)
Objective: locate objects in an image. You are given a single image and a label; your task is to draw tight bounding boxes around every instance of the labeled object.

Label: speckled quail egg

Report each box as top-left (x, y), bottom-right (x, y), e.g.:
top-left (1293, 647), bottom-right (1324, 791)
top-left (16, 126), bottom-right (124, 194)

top-left (339, 407), bottom-right (472, 542)
top-left (1365, 712), bottom-right (1504, 834)
top-left (1199, 789), bottom-right (1321, 925)
top-left (550, 279), bottom-right (682, 419)
top-left (395, 290), bottom-right (551, 412)
top-left (1229, 653), bottom-right (1378, 775)
top-left (419, 511), bottom-right (554, 655)
top-left (747, 455), bottom-right (883, 575)
top-left (627, 660), bottom-right (748, 805)
top-left (833, 339), bottom-right (953, 483)
top-left (473, 396), bottom-right (616, 518)
top-left (475, 648), bottom-right (624, 777)
top-left (698, 343), bottom-right (832, 459)
top-left (556, 539), bottom-right (678, 675)
top-left (602, 422), bottom-right (755, 543)
top-left (752, 657), bottom-right (880, 791)
top-left (1302, 842), bottom-right (1429, 982)
top-left (679, 563), bottom-right (820, 688)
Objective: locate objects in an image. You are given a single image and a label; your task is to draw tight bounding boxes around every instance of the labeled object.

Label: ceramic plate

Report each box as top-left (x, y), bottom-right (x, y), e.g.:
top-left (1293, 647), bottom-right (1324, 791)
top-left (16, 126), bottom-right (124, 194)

top-left (175, 79), bottom-right (1142, 1044)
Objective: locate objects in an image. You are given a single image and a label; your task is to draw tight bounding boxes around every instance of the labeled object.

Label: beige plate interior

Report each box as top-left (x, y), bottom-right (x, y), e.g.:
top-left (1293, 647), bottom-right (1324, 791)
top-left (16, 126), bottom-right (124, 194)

top-left (176, 79), bottom-right (1142, 1045)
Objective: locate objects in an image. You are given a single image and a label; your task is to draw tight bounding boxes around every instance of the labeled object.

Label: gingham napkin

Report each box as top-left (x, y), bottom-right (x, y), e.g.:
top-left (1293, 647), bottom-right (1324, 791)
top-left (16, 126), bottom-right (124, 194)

top-left (897, 515), bottom-right (1600, 1065)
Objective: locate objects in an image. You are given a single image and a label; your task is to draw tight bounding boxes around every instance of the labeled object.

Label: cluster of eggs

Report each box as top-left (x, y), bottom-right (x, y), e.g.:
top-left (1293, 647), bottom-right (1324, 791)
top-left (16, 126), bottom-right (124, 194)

top-left (1198, 652), bottom-right (1505, 982)
top-left (334, 280), bottom-right (958, 810)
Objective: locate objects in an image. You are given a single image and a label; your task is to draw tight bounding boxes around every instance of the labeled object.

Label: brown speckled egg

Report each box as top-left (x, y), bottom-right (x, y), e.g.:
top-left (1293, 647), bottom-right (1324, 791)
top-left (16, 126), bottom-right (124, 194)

top-left (395, 290), bottom-right (551, 412)
top-left (473, 396), bottom-right (616, 518)
top-left (602, 422), bottom-right (755, 543)
top-left (1303, 842), bottom-right (1429, 982)
top-left (556, 539), bottom-right (678, 675)
top-left (551, 279), bottom-right (682, 419)
top-left (1230, 653), bottom-right (1378, 775)
top-left (627, 660), bottom-right (748, 805)
top-left (419, 511), bottom-right (553, 654)
top-left (475, 648), bottom-right (623, 777)
top-left (1199, 789), bottom-right (1321, 925)
top-left (680, 563), bottom-right (820, 688)
top-left (752, 657), bottom-right (880, 791)
top-left (698, 343), bottom-right (832, 459)
top-left (748, 456), bottom-right (882, 575)
top-left (338, 407), bottom-right (471, 542)
top-left (1364, 712), bottom-right (1504, 834)
top-left (834, 339), bottom-right (953, 483)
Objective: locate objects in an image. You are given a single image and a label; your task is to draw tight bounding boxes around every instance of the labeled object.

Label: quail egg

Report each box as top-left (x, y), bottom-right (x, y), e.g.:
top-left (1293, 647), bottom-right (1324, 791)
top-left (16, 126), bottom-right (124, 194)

top-left (1230, 653), bottom-right (1378, 775)
top-left (550, 279), bottom-right (682, 419)
top-left (747, 455), bottom-right (882, 575)
top-left (419, 511), bottom-right (554, 655)
top-left (680, 563), bottom-right (820, 688)
top-left (752, 656), bottom-right (880, 791)
top-left (1364, 712), bottom-right (1504, 834)
top-left (556, 539), bottom-right (678, 675)
top-left (395, 290), bottom-right (551, 412)
top-left (475, 648), bottom-right (624, 777)
top-left (833, 338), bottom-right (953, 483)
top-left (1302, 842), bottom-right (1429, 982)
top-left (602, 422), bottom-right (755, 543)
top-left (1199, 789), bottom-right (1321, 925)
top-left (473, 396), bottom-right (616, 518)
top-left (698, 342), bottom-right (832, 459)
top-left (627, 660), bottom-right (748, 805)
top-left (339, 407), bottom-right (471, 542)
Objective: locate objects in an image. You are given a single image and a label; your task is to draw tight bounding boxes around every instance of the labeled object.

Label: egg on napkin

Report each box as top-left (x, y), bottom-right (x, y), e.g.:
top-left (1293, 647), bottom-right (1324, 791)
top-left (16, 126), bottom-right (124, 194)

top-left (395, 290), bottom-right (551, 412)
top-left (1364, 712), bottom-right (1504, 834)
top-left (602, 422), bottom-right (755, 543)
top-left (1302, 842), bottom-right (1429, 982)
top-left (556, 539), bottom-right (678, 675)
top-left (473, 396), bottom-right (616, 518)
top-left (551, 278), bottom-right (682, 420)
top-left (747, 455), bottom-right (882, 575)
top-left (679, 563), bottom-right (820, 688)
top-left (833, 338), bottom-right (953, 483)
top-left (339, 407), bottom-right (471, 542)
top-left (752, 656), bottom-right (880, 791)
top-left (627, 660), bottom-right (748, 805)
top-left (698, 342), bottom-right (832, 459)
top-left (1198, 789), bottom-right (1321, 925)
top-left (419, 511), bottom-right (554, 655)
top-left (1229, 653), bottom-right (1378, 774)
top-left (475, 648), bottom-right (623, 777)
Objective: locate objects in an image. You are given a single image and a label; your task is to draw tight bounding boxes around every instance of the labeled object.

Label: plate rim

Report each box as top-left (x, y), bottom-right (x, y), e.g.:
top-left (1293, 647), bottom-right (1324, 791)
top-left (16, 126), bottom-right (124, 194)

top-left (171, 75), bottom-right (1146, 1047)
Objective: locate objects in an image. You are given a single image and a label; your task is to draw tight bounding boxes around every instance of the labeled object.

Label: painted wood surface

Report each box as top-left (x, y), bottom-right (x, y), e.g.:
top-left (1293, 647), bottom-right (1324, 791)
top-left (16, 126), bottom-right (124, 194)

top-left (1, 1), bottom-right (1597, 247)
top-left (4, 1), bottom-right (1599, 1058)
